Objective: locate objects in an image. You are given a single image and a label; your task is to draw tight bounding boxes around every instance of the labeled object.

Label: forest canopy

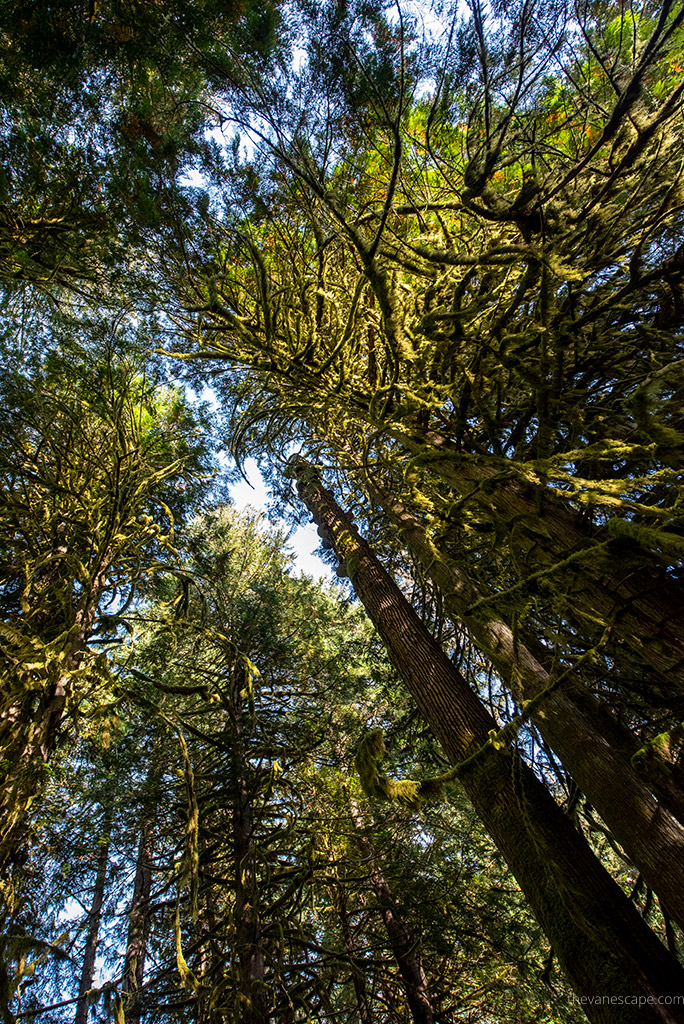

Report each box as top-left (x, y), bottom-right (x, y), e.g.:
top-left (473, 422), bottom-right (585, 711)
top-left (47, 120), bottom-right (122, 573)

top-left (1, 2), bottom-right (684, 1023)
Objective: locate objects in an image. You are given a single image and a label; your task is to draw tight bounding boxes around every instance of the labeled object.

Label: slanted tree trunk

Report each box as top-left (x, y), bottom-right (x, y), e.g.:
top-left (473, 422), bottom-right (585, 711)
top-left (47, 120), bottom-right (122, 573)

top-left (121, 764), bottom-right (158, 1024)
top-left (291, 457), bottom-right (684, 1024)
top-left (393, 426), bottom-right (684, 691)
top-left (363, 473), bottom-right (684, 924)
top-left (232, 664), bottom-right (269, 1024)
top-left (331, 877), bottom-right (373, 1024)
top-left (74, 801), bottom-right (114, 1024)
top-left (554, 684), bottom-right (684, 824)
top-left (347, 795), bottom-right (433, 1024)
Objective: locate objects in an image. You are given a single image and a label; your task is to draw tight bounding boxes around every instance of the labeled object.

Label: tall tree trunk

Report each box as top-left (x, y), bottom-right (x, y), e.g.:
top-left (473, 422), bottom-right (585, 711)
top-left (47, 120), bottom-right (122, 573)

top-left (347, 795), bottom-right (434, 1024)
top-left (232, 666), bottom-right (269, 1024)
top-left (196, 890), bottom-right (222, 1024)
top-left (556, 684), bottom-right (684, 824)
top-left (392, 425), bottom-right (684, 691)
top-left (1, 669), bottom-right (77, 875)
top-left (331, 877), bottom-right (373, 1024)
top-left (121, 762), bottom-right (158, 1024)
top-left (74, 801), bottom-right (114, 1024)
top-left (291, 457), bottom-right (684, 1024)
top-left (363, 473), bottom-right (684, 924)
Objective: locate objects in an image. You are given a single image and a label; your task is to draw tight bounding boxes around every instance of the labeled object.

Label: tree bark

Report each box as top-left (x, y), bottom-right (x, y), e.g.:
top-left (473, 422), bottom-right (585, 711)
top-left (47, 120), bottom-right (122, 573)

top-left (560, 686), bottom-right (684, 824)
top-left (122, 761), bottom-right (158, 1024)
top-left (347, 796), bottom-right (434, 1024)
top-left (74, 801), bottom-right (113, 1024)
top-left (331, 877), bottom-right (373, 1024)
top-left (291, 456), bottom-right (684, 1024)
top-left (0, 586), bottom-right (102, 874)
top-left (232, 665), bottom-right (270, 1024)
top-left (392, 426), bottom-right (684, 692)
top-left (363, 473), bottom-right (684, 925)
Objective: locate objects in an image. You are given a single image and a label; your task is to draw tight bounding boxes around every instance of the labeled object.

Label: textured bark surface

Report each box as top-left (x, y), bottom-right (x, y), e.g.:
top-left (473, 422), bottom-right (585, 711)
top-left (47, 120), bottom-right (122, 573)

top-left (567, 687), bottom-right (684, 824)
top-left (74, 802), bottom-right (113, 1024)
top-left (332, 879), bottom-right (373, 1024)
top-left (365, 476), bottom-right (684, 926)
top-left (395, 427), bottom-right (684, 690)
top-left (232, 670), bottom-right (270, 1024)
top-left (348, 797), bottom-right (434, 1024)
top-left (0, 585), bottom-right (102, 874)
top-left (122, 768), bottom-right (157, 1024)
top-left (292, 458), bottom-right (684, 1024)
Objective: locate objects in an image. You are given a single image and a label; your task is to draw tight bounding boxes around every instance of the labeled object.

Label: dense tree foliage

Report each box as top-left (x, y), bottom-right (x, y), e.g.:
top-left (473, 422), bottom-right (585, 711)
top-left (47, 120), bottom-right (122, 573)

top-left (0, 0), bottom-right (281, 293)
top-left (0, 323), bottom-right (213, 876)
top-left (2, 1), bottom-right (684, 1022)
top-left (6, 508), bottom-right (587, 1022)
top-left (169, 0), bottom-right (684, 703)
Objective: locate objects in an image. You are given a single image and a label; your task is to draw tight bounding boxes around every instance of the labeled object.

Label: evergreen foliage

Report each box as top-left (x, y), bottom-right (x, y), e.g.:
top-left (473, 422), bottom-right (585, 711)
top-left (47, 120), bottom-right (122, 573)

top-left (2, 1), bottom-right (684, 1021)
top-left (8, 508), bottom-right (584, 1022)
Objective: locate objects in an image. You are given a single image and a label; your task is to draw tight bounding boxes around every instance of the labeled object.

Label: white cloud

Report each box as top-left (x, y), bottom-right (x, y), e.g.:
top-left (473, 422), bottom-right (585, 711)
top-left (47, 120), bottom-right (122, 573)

top-left (229, 458), bottom-right (270, 510)
top-left (289, 522), bottom-right (332, 579)
top-left (229, 458), bottom-right (332, 579)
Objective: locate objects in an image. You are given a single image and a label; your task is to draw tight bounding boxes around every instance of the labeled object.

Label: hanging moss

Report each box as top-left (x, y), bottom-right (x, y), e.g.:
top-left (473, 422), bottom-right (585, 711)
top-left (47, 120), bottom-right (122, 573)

top-left (464, 540), bottom-right (614, 618)
top-left (632, 724), bottom-right (684, 780)
top-left (354, 729), bottom-right (423, 807)
top-left (608, 517), bottom-right (684, 564)
top-left (174, 900), bottom-right (200, 994)
top-left (113, 995), bottom-right (125, 1024)
top-left (354, 729), bottom-right (464, 808)
top-left (631, 360), bottom-right (684, 449)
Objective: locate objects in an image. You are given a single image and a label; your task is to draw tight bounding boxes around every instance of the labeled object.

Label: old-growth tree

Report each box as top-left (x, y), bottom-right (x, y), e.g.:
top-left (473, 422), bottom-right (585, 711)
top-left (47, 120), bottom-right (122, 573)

top-left (156, 0), bottom-right (684, 1009)
top-left (11, 507), bottom-right (587, 1023)
top-left (3, 0), bottom-right (684, 1018)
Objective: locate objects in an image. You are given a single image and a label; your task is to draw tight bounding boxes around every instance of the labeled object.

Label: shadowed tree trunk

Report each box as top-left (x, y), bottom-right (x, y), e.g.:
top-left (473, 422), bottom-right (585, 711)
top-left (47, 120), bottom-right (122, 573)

top-left (74, 801), bottom-right (114, 1024)
top-left (361, 472), bottom-right (684, 924)
top-left (232, 662), bottom-right (269, 1024)
top-left (291, 456), bottom-right (684, 1024)
top-left (196, 889), bottom-right (224, 1024)
top-left (0, 575), bottom-right (106, 877)
top-left (122, 757), bottom-right (159, 1024)
top-left (393, 426), bottom-right (684, 691)
top-left (347, 794), bottom-right (434, 1024)
top-left (330, 875), bottom-right (373, 1024)
top-left (558, 685), bottom-right (684, 824)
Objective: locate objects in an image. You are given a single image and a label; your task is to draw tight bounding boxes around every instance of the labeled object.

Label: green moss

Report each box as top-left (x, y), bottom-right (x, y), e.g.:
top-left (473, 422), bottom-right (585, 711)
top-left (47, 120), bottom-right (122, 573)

top-left (355, 730), bottom-right (425, 808)
top-left (355, 729), bottom-right (471, 808)
top-left (632, 724), bottom-right (684, 781)
top-left (608, 517), bottom-right (684, 563)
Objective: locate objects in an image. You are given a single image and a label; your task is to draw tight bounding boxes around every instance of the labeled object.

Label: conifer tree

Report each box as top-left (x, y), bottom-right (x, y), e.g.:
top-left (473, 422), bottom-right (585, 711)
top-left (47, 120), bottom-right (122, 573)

top-left (291, 455), bottom-right (684, 1022)
top-left (159, 0), bottom-right (684, 961)
top-left (4, 2), bottom-right (684, 1020)
top-left (0, 325), bottom-right (212, 876)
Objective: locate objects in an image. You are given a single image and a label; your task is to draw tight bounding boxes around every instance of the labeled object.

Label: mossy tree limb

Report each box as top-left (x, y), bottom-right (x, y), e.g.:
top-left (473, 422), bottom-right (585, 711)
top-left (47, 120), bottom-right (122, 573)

top-left (291, 455), bottom-right (684, 1023)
